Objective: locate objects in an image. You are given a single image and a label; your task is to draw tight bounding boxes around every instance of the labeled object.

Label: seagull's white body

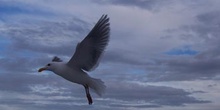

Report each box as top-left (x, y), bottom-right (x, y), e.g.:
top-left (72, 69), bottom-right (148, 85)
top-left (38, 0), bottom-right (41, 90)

top-left (51, 62), bottom-right (88, 84)
top-left (49, 62), bottom-right (105, 96)
top-left (38, 15), bottom-right (110, 104)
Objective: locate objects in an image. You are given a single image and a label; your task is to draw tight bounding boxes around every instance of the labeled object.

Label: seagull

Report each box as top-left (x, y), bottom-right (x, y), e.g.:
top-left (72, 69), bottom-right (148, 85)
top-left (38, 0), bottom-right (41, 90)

top-left (38, 15), bottom-right (110, 105)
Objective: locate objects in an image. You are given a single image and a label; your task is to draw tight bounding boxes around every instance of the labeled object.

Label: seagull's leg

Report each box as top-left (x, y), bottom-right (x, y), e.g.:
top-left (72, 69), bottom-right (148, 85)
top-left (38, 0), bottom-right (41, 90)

top-left (84, 84), bottom-right (93, 105)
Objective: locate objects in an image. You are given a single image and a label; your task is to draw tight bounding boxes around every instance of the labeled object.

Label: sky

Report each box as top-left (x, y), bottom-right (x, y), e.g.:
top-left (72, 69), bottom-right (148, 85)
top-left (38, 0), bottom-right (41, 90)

top-left (0, 0), bottom-right (220, 110)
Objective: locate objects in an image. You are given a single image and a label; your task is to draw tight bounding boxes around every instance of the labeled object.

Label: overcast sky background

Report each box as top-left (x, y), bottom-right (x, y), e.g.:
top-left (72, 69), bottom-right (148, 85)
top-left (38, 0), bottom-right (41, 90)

top-left (0, 0), bottom-right (220, 110)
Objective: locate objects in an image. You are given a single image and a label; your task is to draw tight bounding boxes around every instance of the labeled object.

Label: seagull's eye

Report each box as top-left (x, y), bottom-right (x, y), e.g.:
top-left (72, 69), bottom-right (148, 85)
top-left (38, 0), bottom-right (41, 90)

top-left (47, 64), bottom-right (51, 66)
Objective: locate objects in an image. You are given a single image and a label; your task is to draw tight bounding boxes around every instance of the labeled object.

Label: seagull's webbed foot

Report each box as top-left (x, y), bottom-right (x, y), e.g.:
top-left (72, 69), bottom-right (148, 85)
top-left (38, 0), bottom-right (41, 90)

top-left (84, 84), bottom-right (93, 105)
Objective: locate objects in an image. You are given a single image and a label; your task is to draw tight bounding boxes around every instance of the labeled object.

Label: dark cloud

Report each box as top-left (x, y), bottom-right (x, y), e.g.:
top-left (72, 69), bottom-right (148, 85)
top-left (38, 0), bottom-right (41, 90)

top-left (146, 56), bottom-right (220, 82)
top-left (103, 50), bottom-right (152, 66)
top-left (106, 82), bottom-right (210, 107)
top-left (0, 72), bottom-right (56, 93)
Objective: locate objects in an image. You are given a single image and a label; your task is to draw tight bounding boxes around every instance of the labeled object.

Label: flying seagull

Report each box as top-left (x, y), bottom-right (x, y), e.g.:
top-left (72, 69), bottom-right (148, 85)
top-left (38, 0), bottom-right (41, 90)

top-left (38, 15), bottom-right (110, 105)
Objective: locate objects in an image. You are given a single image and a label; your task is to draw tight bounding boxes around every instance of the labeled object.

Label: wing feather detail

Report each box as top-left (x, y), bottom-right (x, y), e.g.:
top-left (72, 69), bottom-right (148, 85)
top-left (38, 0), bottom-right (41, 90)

top-left (67, 15), bottom-right (110, 71)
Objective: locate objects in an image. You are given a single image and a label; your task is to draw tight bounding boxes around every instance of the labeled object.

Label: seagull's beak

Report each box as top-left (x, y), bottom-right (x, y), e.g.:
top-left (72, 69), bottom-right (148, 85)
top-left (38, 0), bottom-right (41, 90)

top-left (38, 67), bottom-right (46, 72)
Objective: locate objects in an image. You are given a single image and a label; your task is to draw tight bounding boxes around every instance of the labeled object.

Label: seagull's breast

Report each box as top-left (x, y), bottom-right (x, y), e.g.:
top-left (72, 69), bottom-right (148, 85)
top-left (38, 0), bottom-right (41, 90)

top-left (53, 63), bottom-right (90, 85)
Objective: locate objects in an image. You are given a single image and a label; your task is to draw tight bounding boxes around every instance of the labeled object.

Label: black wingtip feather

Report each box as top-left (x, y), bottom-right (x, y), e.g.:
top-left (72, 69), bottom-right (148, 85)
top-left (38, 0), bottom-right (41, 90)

top-left (52, 56), bottom-right (62, 62)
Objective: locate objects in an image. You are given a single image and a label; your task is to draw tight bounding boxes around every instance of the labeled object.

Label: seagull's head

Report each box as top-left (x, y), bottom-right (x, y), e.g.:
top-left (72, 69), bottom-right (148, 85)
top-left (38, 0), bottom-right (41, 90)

top-left (38, 62), bottom-right (57, 72)
top-left (38, 56), bottom-right (63, 73)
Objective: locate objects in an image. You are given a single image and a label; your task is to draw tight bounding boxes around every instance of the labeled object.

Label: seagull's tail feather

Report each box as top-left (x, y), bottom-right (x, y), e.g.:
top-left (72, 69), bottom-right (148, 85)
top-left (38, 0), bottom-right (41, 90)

top-left (89, 77), bottom-right (106, 97)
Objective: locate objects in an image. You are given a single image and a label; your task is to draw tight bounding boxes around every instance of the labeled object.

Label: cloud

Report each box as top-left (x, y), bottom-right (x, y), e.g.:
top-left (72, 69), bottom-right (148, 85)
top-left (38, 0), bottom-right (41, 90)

top-left (144, 10), bottom-right (220, 82)
top-left (106, 82), bottom-right (210, 107)
top-left (0, 71), bottom-right (210, 109)
top-left (93, 0), bottom-right (173, 11)
top-left (0, 16), bottom-right (91, 59)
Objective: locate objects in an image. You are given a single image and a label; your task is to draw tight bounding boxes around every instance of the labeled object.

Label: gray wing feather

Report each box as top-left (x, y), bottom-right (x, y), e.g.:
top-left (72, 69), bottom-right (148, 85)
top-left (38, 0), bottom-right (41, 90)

top-left (67, 15), bottom-right (110, 71)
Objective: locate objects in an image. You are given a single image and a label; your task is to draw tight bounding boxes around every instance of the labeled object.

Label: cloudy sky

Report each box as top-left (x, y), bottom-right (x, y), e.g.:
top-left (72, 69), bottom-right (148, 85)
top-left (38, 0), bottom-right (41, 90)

top-left (0, 0), bottom-right (220, 110)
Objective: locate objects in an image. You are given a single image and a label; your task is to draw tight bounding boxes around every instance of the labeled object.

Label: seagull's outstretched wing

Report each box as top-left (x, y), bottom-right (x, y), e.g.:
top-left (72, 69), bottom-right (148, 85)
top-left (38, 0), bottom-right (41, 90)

top-left (67, 15), bottom-right (110, 71)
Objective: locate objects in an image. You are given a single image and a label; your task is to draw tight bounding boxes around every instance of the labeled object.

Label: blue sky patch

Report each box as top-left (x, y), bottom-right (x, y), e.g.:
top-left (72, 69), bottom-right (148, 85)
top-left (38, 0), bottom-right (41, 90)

top-left (0, 37), bottom-right (11, 50)
top-left (0, 3), bottom-right (55, 17)
top-left (165, 46), bottom-right (198, 56)
top-left (0, 36), bottom-right (11, 57)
